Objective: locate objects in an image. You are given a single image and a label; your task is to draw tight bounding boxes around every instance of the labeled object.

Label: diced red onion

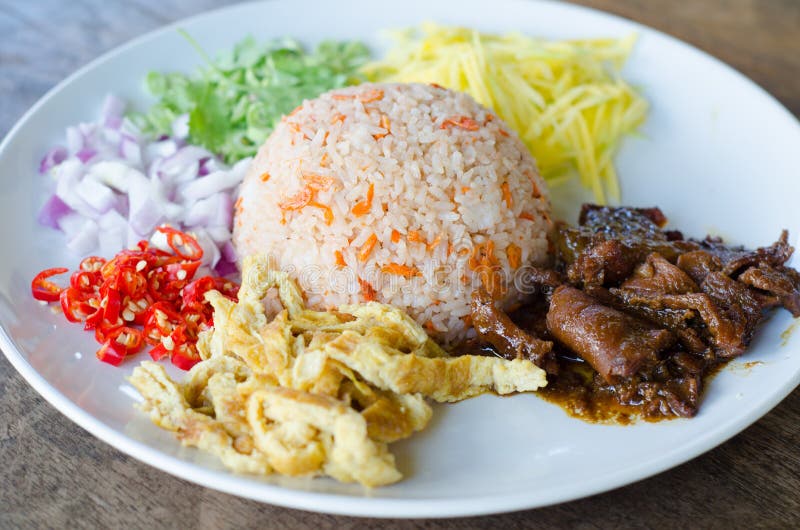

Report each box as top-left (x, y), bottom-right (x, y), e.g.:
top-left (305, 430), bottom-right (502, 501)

top-left (98, 210), bottom-right (128, 256)
top-left (214, 258), bottom-right (238, 277)
top-left (77, 177), bottom-right (116, 213)
top-left (198, 157), bottom-right (211, 176)
top-left (179, 170), bottom-right (243, 202)
top-left (39, 93), bottom-right (250, 268)
top-left (193, 229), bottom-right (221, 268)
top-left (120, 138), bottom-right (142, 165)
top-left (203, 158), bottom-right (224, 174)
top-left (183, 194), bottom-right (220, 227)
top-left (57, 212), bottom-right (86, 236)
top-left (39, 146), bottom-right (67, 174)
top-left (213, 192), bottom-right (234, 228)
top-left (55, 159), bottom-right (100, 218)
top-left (146, 139), bottom-right (177, 160)
top-left (104, 115), bottom-right (123, 130)
top-left (221, 241), bottom-right (238, 263)
top-left (37, 194), bottom-right (73, 229)
top-left (66, 219), bottom-right (99, 255)
top-left (66, 127), bottom-right (83, 155)
top-left (161, 146), bottom-right (210, 183)
top-left (128, 178), bottom-right (163, 235)
top-left (205, 226), bottom-right (232, 244)
top-left (101, 127), bottom-right (122, 146)
top-left (101, 94), bottom-right (125, 122)
top-left (76, 148), bottom-right (97, 164)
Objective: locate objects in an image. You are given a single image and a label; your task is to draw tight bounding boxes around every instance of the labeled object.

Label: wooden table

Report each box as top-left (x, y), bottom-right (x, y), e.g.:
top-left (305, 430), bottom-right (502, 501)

top-left (1, 0), bottom-right (798, 527)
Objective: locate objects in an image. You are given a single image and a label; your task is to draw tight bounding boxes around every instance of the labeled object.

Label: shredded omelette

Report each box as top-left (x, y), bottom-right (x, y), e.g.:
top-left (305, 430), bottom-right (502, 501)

top-left (129, 255), bottom-right (547, 487)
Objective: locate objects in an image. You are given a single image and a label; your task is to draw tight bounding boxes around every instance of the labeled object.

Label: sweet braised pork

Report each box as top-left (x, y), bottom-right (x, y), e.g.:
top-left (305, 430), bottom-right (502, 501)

top-left (546, 285), bottom-right (674, 382)
top-left (468, 204), bottom-right (800, 421)
top-left (470, 288), bottom-right (556, 373)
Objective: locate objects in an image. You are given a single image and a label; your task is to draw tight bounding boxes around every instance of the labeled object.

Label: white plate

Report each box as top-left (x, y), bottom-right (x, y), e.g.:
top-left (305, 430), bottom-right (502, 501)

top-left (2, 0), bottom-right (799, 519)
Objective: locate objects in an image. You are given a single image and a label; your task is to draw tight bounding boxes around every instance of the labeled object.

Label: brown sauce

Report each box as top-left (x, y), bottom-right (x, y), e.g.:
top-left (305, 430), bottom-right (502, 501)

top-left (536, 358), bottom-right (729, 424)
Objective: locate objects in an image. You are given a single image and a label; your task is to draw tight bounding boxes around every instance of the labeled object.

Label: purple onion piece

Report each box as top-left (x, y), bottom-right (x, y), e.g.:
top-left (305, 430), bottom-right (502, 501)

top-left (37, 194), bottom-right (73, 229)
top-left (66, 219), bottom-right (99, 255)
top-left (221, 240), bottom-right (238, 263)
top-left (65, 127), bottom-right (83, 155)
top-left (101, 94), bottom-right (126, 120)
top-left (198, 157), bottom-right (211, 176)
top-left (76, 148), bottom-right (97, 163)
top-left (104, 115), bottom-right (123, 130)
top-left (179, 170), bottom-right (242, 202)
top-left (213, 258), bottom-right (238, 277)
top-left (39, 146), bottom-right (68, 174)
top-left (215, 192), bottom-right (234, 228)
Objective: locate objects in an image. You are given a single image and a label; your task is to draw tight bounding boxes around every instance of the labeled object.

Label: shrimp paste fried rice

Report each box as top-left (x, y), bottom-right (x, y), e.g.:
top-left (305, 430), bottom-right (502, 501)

top-left (234, 82), bottom-right (552, 344)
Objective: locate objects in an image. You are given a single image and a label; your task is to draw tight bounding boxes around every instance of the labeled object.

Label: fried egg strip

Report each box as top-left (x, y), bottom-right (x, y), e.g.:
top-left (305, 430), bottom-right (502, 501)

top-left (320, 331), bottom-right (547, 402)
top-left (247, 387), bottom-right (402, 487)
top-left (129, 362), bottom-right (271, 474)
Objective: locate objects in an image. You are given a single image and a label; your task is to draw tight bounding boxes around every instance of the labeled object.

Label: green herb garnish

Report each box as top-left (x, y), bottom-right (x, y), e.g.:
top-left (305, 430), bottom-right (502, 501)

top-left (130, 32), bottom-right (370, 162)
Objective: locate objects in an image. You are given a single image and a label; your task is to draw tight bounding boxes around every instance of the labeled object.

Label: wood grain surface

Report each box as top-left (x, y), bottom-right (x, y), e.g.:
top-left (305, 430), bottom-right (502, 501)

top-left (1, 1), bottom-right (798, 528)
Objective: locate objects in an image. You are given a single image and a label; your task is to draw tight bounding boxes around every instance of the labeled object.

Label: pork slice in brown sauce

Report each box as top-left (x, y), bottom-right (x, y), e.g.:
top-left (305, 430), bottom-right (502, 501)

top-left (701, 230), bottom-right (794, 277)
top-left (579, 204), bottom-right (669, 237)
top-left (556, 206), bottom-right (701, 288)
top-left (565, 238), bottom-right (643, 287)
top-left (516, 266), bottom-right (564, 298)
top-left (593, 285), bottom-right (707, 354)
top-left (739, 264), bottom-right (800, 316)
top-left (546, 285), bottom-right (675, 383)
top-left (470, 288), bottom-right (557, 373)
top-left (676, 250), bottom-right (723, 284)
top-left (613, 272), bottom-right (769, 358)
top-left (621, 252), bottom-right (699, 295)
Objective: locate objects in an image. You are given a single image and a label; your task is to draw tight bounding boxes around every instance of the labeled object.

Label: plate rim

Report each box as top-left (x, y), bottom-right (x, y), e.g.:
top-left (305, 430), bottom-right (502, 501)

top-left (2, 0), bottom-right (799, 518)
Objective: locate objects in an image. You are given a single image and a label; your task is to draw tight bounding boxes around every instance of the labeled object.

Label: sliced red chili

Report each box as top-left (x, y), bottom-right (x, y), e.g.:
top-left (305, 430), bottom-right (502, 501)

top-left (84, 306), bottom-right (103, 331)
top-left (165, 260), bottom-right (201, 282)
top-left (170, 342), bottom-right (201, 370)
top-left (181, 309), bottom-right (213, 341)
top-left (70, 270), bottom-right (101, 293)
top-left (143, 301), bottom-right (183, 345)
top-left (182, 276), bottom-right (240, 309)
top-left (79, 256), bottom-right (106, 273)
top-left (100, 250), bottom-right (147, 279)
top-left (148, 343), bottom-right (169, 361)
top-left (108, 326), bottom-right (145, 355)
top-left (31, 267), bottom-right (68, 302)
top-left (120, 294), bottom-right (152, 326)
top-left (157, 226), bottom-right (204, 261)
top-left (101, 289), bottom-right (122, 324)
top-left (35, 224), bottom-right (229, 370)
top-left (59, 288), bottom-right (95, 323)
top-left (96, 339), bottom-right (126, 366)
top-left (110, 267), bottom-right (148, 298)
top-left (94, 321), bottom-right (122, 343)
top-left (86, 289), bottom-right (123, 334)
top-left (147, 269), bottom-right (183, 303)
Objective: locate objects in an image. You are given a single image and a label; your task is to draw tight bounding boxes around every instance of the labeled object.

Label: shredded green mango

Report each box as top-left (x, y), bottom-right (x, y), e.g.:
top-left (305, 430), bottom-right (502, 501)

top-left (363, 23), bottom-right (648, 203)
top-left (130, 33), bottom-right (370, 163)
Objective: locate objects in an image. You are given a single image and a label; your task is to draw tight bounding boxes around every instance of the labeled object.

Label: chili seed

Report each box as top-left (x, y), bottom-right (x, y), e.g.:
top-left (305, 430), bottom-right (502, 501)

top-left (161, 336), bottom-right (175, 351)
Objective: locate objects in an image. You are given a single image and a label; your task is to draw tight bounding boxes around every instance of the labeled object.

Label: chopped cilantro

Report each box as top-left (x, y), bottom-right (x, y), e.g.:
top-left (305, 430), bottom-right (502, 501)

top-left (129, 32), bottom-right (370, 163)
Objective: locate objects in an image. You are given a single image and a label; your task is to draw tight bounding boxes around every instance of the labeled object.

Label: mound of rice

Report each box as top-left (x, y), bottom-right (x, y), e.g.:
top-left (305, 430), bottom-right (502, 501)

top-left (233, 82), bottom-right (552, 344)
